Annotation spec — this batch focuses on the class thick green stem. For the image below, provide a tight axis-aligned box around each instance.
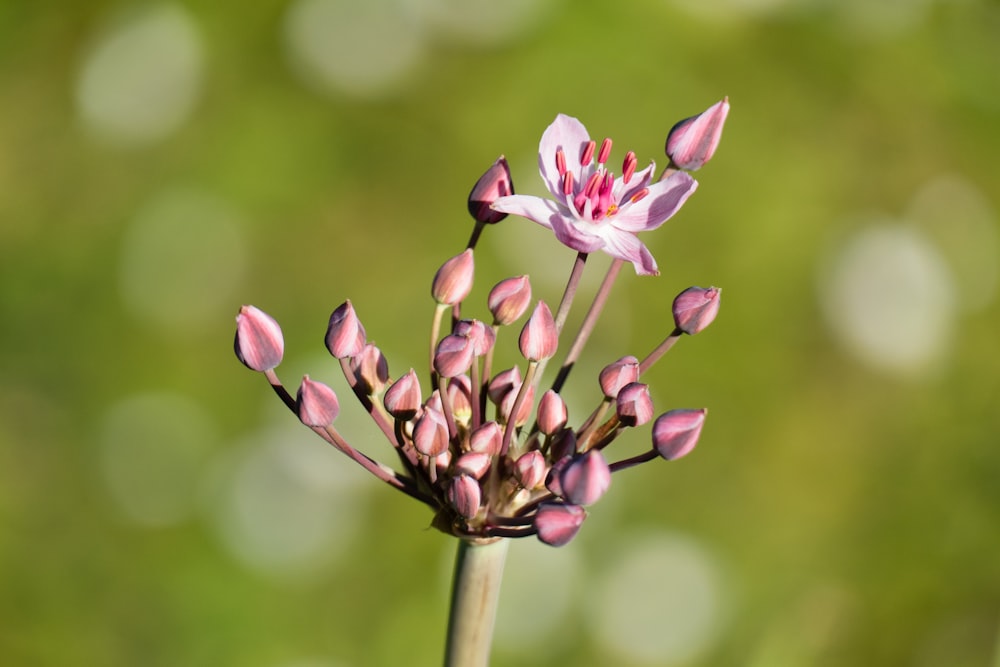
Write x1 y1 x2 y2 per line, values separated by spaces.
444 538 509 667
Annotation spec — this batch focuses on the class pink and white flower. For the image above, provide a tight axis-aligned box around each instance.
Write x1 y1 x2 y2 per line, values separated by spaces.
492 114 698 275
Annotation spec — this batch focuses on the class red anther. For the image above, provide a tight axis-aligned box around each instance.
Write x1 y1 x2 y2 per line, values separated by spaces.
563 171 574 196
629 188 649 204
580 140 596 166
622 151 637 184
583 172 601 199
555 149 567 176
597 138 612 165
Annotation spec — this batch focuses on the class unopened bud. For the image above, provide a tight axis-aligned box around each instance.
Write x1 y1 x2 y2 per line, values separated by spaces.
514 450 547 490
537 390 568 435
666 97 729 171
454 451 492 479
616 382 654 427
652 409 706 461
534 502 587 547
325 300 366 359
383 369 422 420
487 367 521 405
434 334 475 378
447 374 473 424
559 450 611 506
432 249 475 306
500 383 534 427
518 301 558 361
413 408 450 457
234 305 284 371
468 156 513 224
672 286 721 335
598 356 640 398
488 275 532 326
296 375 340 427
351 343 389 395
454 319 495 356
469 421 502 455
448 475 482 520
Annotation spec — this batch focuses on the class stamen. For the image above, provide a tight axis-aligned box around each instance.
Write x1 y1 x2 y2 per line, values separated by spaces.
555 149 567 176
583 172 601 199
597 138 612 165
580 141 596 166
563 171 574 196
622 151 637 184
629 188 649 204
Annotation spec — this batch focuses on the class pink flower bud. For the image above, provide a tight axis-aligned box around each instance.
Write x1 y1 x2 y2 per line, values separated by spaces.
487 367 521 405
672 286 721 335
325 300 366 359
383 369 422 420
616 382 654 427
431 249 475 306
598 356 640 398
448 474 482 520
534 503 587 547
454 451 492 479
234 305 284 371
652 408 706 461
434 333 475 378
468 156 513 224
536 390 568 435
296 375 340 427
447 374 473 424
454 319 495 356
350 343 389 395
500 383 534 427
546 455 570 497
413 407 450 457
487 275 532 326
514 450 547 490
518 301 558 361
665 97 729 171
559 450 611 506
469 421 502 455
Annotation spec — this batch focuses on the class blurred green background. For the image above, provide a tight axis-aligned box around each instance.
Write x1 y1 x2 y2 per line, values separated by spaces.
2 0 999 665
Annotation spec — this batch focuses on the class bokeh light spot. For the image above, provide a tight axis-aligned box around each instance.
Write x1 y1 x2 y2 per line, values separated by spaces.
99 392 217 527
118 189 247 335
417 0 556 46
75 4 203 146
587 532 724 665
819 222 956 376
284 0 425 99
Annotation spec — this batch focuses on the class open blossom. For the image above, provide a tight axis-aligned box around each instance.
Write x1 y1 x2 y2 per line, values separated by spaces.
492 114 698 275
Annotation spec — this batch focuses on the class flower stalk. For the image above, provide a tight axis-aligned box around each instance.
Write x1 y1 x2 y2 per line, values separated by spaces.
444 538 509 667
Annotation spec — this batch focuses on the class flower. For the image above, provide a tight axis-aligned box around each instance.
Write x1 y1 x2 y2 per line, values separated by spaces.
666 98 730 171
492 114 698 275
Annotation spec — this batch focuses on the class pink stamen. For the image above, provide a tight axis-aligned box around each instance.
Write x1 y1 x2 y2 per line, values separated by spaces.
555 149 567 176
563 171 574 196
583 172 601 199
622 151 637 184
629 188 649 204
581 141 596 166
595 172 614 218
597 138 612 165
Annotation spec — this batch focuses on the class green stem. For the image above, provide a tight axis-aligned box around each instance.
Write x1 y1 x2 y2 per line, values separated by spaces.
444 538 509 667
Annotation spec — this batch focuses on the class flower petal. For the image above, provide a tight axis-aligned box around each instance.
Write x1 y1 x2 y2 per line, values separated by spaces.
552 216 605 254
538 114 591 200
492 195 562 230
600 228 659 275
611 170 698 232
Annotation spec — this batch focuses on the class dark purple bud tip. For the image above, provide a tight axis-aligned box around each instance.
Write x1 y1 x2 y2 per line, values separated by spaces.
535 503 587 547
297 375 340 427
672 286 721 335
468 156 513 224
235 305 284 371
665 97 730 171
652 408 707 461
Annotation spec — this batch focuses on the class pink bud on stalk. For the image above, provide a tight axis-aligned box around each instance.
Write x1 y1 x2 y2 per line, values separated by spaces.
514 450 547 490
413 408 450 457
534 503 587 547
665 97 730 171
434 334 475 378
297 375 340 427
431 249 475 306
448 475 482 520
454 319 495 356
351 343 389 395
652 409 707 460
518 301 558 361
598 356 640 398
454 451 492 479
559 450 611 506
469 421 502 455
325 301 366 359
383 369 422 420
672 286 721 335
468 156 513 224
616 382 654 427
234 305 284 371
536 390 568 435
488 275 532 326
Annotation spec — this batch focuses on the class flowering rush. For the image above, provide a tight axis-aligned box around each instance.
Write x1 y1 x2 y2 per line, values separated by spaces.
233 100 728 551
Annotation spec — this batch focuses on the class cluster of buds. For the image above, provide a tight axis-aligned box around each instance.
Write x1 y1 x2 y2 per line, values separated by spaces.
234 100 728 546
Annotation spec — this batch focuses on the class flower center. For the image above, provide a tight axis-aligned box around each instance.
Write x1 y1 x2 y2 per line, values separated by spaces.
555 140 639 222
